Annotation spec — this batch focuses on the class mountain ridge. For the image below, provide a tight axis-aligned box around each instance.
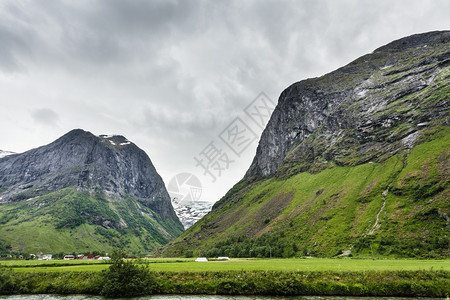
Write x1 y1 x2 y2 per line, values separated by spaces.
0 150 15 159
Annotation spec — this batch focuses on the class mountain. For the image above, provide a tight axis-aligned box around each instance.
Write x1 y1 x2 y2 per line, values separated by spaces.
161 31 450 258
0 129 184 255
0 150 15 159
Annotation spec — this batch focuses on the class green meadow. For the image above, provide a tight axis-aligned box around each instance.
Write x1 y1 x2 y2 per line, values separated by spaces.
4 257 449 272
1 258 449 297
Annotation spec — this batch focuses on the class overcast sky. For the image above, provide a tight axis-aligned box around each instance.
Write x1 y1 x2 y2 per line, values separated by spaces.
1 0 449 203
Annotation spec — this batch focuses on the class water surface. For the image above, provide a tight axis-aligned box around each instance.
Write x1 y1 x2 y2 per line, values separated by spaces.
0 296 442 300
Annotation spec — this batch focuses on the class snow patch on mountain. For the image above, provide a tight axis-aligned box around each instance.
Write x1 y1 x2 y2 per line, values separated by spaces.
172 199 213 229
98 134 132 147
0 150 15 158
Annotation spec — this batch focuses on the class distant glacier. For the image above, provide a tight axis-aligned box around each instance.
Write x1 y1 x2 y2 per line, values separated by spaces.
172 199 213 229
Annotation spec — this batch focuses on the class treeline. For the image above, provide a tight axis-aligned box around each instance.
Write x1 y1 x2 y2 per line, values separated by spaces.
0 251 108 260
201 234 303 258
0 240 11 257
1 263 449 297
354 235 449 258
199 233 449 259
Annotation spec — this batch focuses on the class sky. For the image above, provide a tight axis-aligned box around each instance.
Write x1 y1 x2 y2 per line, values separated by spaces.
1 0 449 204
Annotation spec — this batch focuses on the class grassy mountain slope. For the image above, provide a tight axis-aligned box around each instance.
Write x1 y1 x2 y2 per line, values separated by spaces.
164 125 448 258
161 32 449 258
0 188 181 255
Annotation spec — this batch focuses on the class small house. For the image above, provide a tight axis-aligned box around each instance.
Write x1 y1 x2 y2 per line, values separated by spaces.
64 255 75 260
39 254 52 260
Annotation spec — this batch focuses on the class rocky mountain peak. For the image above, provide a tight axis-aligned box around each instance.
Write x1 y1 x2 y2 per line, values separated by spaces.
374 30 450 52
0 129 177 220
0 150 15 159
245 30 450 180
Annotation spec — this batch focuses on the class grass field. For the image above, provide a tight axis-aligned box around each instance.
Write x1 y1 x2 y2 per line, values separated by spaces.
3 257 449 273
1 258 449 297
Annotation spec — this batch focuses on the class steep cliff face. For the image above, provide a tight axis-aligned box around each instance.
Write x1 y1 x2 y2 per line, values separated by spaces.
0 129 183 254
0 129 176 219
246 31 450 180
162 31 449 258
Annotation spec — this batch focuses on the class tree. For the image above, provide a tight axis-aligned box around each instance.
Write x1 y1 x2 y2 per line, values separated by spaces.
0 266 15 294
101 250 158 297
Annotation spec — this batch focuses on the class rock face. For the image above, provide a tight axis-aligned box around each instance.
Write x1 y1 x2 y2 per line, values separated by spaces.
0 150 15 159
0 129 175 219
0 129 183 253
162 31 449 258
246 30 450 180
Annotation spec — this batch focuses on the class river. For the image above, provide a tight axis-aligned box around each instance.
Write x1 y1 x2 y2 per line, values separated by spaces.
0 296 443 300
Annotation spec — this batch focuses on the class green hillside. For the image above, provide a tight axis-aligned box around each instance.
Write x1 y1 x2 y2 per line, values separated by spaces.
0 188 181 255
160 32 449 259
164 124 448 258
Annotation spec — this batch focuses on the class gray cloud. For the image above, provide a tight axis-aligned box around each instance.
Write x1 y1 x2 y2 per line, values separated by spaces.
1 0 449 201
0 3 36 72
31 108 60 127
